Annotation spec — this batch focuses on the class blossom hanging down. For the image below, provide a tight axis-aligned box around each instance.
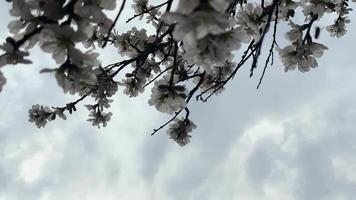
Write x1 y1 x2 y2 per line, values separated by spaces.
87 110 112 128
326 18 349 38
167 117 197 146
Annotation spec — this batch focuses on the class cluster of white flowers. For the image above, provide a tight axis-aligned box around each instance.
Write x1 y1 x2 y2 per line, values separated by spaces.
1 0 116 94
131 0 161 25
235 3 265 41
28 105 53 128
277 42 328 72
276 20 328 72
148 76 187 114
120 77 145 97
119 57 161 97
326 0 352 37
300 0 334 20
0 0 354 145
277 0 298 20
54 51 100 94
326 18 349 38
86 104 113 128
83 68 118 128
162 0 252 72
196 62 234 95
113 27 156 57
28 104 66 128
167 117 197 146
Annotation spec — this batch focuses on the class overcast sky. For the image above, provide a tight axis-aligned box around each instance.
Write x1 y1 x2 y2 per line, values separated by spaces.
1 2 356 200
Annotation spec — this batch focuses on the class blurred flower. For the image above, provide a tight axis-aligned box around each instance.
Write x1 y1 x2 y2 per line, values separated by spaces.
87 110 112 128
167 118 197 146
0 70 6 92
148 77 187 114
326 18 350 38
28 104 53 128
276 42 328 72
0 37 32 67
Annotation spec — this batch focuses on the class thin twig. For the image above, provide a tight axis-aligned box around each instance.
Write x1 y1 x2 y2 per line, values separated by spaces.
257 3 279 89
102 0 127 48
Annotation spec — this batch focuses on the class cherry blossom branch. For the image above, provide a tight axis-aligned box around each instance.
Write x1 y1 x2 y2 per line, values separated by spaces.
250 0 280 77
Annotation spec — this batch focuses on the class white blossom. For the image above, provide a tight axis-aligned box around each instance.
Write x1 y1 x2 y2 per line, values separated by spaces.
75 3 106 24
326 18 350 38
54 109 67 120
31 0 65 20
285 21 303 42
278 0 298 20
87 110 112 128
167 117 197 146
119 77 145 97
276 42 328 72
94 71 118 98
162 10 230 44
196 62 234 95
148 77 187 114
28 104 53 128
132 0 149 17
236 3 265 41
99 0 116 10
9 0 33 20
183 29 249 72
163 6 248 71
40 25 88 64
7 20 26 35
300 0 334 20
55 59 98 94
0 38 32 67
113 27 154 57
